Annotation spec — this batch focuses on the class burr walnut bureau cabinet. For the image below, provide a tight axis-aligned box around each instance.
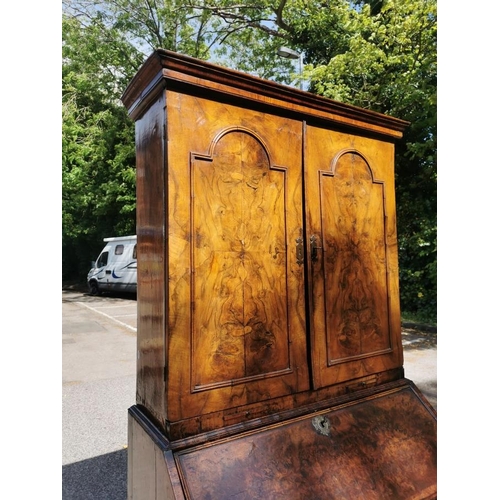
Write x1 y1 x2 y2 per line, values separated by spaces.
122 49 437 500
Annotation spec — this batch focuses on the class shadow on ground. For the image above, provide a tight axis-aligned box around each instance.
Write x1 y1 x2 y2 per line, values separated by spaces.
62 450 127 500
402 326 437 350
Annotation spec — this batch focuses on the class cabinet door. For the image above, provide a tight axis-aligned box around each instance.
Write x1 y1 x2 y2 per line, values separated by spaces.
166 92 309 422
305 125 403 389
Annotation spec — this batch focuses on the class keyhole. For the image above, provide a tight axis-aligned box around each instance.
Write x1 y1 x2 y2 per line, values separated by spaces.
311 415 331 436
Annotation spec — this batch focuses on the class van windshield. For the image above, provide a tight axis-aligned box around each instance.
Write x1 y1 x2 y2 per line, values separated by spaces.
97 252 109 268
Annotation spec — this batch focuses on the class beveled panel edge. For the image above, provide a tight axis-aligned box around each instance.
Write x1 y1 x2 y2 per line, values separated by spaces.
318 158 393 365
191 368 294 393
405 378 437 419
188 132 295 393
122 49 410 138
327 347 394 366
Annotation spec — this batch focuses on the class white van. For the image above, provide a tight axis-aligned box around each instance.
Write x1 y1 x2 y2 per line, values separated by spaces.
87 235 137 295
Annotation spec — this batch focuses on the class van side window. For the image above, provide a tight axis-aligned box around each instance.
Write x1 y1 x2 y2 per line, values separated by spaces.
115 245 124 255
133 245 137 259
97 252 109 268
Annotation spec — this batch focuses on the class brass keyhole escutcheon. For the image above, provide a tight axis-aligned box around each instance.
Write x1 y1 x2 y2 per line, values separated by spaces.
311 415 331 436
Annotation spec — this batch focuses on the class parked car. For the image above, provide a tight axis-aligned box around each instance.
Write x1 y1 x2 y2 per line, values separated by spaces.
87 235 137 295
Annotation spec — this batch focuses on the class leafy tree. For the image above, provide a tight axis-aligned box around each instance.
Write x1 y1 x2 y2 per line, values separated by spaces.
62 14 140 280
63 1 288 286
62 0 293 282
62 1 215 281
298 0 437 321
62 0 437 322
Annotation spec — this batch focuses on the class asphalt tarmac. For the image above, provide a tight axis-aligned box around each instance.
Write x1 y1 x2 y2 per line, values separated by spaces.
62 289 436 500
62 290 137 500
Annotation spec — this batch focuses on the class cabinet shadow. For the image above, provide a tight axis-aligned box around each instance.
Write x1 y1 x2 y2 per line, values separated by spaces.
62 449 127 500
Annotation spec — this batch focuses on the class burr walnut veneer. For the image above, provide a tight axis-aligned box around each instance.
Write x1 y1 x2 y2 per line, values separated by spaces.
122 49 436 499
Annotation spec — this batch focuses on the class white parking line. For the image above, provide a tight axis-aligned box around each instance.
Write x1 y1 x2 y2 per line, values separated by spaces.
77 301 137 332
94 304 137 310
402 338 424 346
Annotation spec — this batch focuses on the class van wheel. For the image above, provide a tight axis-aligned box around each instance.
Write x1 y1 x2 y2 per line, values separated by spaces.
89 281 99 296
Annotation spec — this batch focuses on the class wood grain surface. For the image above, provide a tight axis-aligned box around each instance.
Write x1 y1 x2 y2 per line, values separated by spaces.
305 126 403 390
165 92 309 424
124 51 435 500
192 131 290 388
126 50 408 439
134 95 167 426
175 384 436 500
321 151 390 361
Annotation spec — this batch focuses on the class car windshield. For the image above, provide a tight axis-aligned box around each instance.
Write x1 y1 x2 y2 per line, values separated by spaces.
96 251 109 268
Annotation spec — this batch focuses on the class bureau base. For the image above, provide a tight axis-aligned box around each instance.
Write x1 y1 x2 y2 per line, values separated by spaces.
127 379 436 500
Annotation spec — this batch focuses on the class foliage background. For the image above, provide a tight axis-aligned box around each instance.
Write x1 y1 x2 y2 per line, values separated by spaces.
62 0 436 322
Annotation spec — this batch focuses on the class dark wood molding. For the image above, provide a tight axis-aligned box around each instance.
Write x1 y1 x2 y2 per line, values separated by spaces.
122 49 409 138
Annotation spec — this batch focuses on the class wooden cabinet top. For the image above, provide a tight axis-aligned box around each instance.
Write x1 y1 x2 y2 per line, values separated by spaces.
122 49 409 139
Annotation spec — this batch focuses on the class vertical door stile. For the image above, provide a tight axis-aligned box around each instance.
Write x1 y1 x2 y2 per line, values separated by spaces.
301 119 312 391
302 120 323 390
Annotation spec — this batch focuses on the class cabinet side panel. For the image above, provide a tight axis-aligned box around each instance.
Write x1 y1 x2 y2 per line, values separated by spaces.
135 95 166 424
